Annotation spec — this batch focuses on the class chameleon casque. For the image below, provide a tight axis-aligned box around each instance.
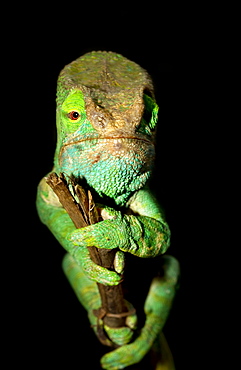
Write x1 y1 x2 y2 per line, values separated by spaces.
36 51 180 369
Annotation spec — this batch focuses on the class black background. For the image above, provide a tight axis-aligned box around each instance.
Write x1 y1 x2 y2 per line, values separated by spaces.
4 10 223 370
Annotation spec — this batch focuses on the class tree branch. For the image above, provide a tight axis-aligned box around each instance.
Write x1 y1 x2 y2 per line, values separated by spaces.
46 172 129 342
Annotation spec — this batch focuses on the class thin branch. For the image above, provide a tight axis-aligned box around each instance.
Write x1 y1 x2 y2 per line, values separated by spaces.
46 172 130 339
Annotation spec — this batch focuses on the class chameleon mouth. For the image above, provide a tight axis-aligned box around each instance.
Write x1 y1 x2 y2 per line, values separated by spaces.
61 135 153 150
59 135 155 161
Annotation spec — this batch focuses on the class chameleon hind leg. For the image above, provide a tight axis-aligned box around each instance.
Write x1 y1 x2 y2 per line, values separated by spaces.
101 255 179 370
62 253 137 348
62 253 179 369
62 253 101 332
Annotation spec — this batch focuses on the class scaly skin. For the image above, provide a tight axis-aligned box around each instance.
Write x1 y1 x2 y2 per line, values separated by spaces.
36 51 179 369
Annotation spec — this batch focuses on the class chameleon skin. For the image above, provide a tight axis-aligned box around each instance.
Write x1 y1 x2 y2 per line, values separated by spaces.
36 51 179 369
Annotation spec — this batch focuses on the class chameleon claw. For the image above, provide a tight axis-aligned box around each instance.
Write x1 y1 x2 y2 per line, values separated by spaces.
83 257 122 286
70 239 121 285
85 263 122 286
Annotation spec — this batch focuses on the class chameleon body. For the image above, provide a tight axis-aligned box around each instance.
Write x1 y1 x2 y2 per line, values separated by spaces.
36 51 179 369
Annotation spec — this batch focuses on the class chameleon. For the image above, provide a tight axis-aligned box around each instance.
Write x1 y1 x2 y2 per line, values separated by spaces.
36 51 180 369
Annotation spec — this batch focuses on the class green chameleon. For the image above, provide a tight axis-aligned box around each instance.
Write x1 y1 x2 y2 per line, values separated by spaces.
36 51 180 369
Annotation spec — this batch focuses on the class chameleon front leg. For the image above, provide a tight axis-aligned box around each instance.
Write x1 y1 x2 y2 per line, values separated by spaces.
100 255 180 370
36 180 122 287
38 181 170 287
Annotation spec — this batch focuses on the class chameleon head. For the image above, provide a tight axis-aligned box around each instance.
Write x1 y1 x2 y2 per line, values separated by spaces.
54 51 159 206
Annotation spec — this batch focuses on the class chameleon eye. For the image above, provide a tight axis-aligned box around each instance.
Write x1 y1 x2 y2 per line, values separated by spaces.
68 111 80 120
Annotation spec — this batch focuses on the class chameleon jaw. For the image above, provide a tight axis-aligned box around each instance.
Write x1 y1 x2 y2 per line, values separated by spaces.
59 134 154 155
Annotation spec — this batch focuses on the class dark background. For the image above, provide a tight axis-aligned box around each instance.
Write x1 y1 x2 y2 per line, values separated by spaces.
5 11 223 370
